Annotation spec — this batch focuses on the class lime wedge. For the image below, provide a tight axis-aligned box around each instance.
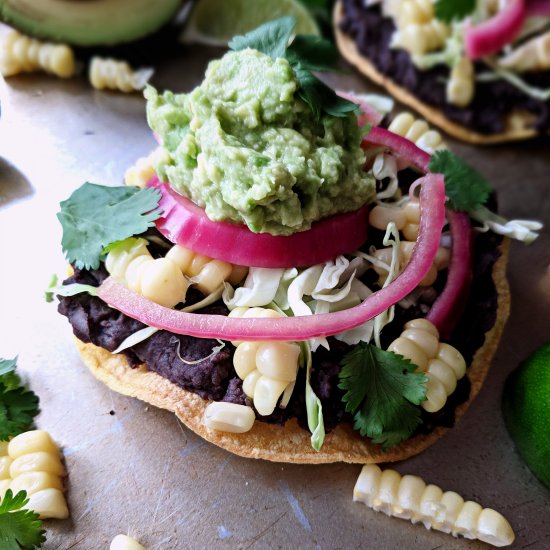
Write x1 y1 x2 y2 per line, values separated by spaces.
502 342 550 489
181 0 320 46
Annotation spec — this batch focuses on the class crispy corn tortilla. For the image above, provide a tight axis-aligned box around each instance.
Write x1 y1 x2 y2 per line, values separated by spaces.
333 2 540 145
75 240 510 464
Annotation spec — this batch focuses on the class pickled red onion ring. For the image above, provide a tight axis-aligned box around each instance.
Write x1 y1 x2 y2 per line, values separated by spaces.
149 178 370 268
427 210 473 338
98 174 446 341
361 127 431 173
336 90 384 126
464 0 526 59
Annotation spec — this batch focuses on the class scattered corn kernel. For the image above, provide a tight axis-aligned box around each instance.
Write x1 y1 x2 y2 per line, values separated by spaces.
203 402 255 433
354 465 515 547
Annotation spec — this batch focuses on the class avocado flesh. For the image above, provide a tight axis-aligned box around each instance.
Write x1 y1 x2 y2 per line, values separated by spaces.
0 0 184 46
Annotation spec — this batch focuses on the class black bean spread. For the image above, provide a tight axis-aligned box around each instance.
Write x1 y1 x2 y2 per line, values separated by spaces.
58 228 502 436
339 0 550 135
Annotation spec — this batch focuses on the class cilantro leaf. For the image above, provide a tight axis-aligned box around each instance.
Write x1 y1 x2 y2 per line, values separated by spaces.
57 183 162 270
434 0 477 23
44 274 58 303
0 490 46 550
429 150 492 212
286 35 339 72
0 358 20 392
338 343 427 450
229 16 295 59
293 66 359 119
0 357 39 441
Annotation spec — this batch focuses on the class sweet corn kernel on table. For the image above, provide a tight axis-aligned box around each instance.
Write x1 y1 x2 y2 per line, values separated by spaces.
1 41 550 549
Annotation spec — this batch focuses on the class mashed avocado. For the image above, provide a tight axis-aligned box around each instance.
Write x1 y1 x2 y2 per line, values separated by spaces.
146 49 374 236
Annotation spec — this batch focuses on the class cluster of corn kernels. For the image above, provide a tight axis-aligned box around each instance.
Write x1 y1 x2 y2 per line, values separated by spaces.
370 200 422 242
372 239 450 287
110 534 147 550
447 57 475 107
388 112 446 154
387 318 466 412
89 57 153 92
499 31 550 72
105 239 247 307
0 30 75 78
354 465 515 547
0 430 69 519
229 307 301 417
391 0 451 56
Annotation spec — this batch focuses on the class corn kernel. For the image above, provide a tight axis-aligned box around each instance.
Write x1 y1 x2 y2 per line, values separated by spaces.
10 451 66 478
110 534 147 550
10 471 63 496
25 488 69 519
253 376 288 416
255 342 300 382
203 402 255 433
8 430 59 459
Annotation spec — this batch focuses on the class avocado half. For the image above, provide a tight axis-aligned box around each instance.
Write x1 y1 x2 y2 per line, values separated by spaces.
0 0 185 46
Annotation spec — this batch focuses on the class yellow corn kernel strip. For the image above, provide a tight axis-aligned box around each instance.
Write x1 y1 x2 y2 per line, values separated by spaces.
388 112 447 154
354 465 515 547
6 429 69 520
89 57 153 92
387 319 466 412
0 29 75 78
230 309 300 416
447 57 475 107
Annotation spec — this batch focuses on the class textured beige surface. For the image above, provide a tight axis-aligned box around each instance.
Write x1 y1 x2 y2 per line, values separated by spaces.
1 35 550 550
334 1 542 144
76 240 510 465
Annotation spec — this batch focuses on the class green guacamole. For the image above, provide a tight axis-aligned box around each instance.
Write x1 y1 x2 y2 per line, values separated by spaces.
145 49 374 236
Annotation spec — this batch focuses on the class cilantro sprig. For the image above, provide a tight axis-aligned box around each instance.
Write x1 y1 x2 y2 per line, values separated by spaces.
0 490 46 550
57 183 162 270
229 17 359 119
338 343 428 449
429 150 541 243
429 150 492 212
434 0 477 23
0 357 40 441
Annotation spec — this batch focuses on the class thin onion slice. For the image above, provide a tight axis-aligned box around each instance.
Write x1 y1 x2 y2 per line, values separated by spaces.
362 127 431 173
149 177 369 268
336 90 384 126
427 210 473 338
98 174 446 342
464 0 527 59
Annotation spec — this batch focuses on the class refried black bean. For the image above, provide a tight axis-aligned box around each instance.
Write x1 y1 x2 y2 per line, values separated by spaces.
339 0 550 135
58 225 501 435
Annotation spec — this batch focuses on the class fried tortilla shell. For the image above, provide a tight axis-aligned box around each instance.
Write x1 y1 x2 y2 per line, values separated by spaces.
74 240 510 464
333 2 540 145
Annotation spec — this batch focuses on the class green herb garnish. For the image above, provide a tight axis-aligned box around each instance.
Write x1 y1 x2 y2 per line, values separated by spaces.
434 0 477 23
57 183 162 270
0 490 46 550
229 16 358 119
0 357 39 441
338 343 427 449
429 150 492 212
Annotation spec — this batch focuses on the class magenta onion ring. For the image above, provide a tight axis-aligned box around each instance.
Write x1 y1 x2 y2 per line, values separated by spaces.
336 90 384 126
98 174 446 341
427 210 473 338
362 126 431 173
464 0 526 59
149 178 370 268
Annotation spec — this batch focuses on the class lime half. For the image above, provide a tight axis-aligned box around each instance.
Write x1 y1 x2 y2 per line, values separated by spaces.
181 0 320 46
502 343 550 489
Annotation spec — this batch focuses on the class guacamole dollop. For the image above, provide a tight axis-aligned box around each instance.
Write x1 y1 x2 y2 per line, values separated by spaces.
146 49 375 236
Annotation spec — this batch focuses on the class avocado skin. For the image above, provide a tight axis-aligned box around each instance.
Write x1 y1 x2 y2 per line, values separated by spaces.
0 0 185 47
